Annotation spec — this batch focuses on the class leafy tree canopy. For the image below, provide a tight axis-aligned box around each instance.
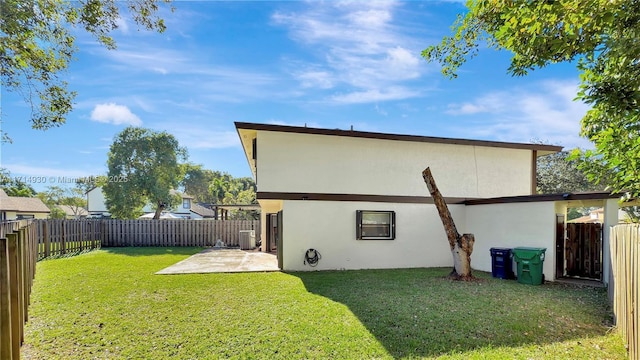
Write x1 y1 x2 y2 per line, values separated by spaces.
180 163 256 205
37 185 86 219
180 164 257 220
423 0 640 199
0 168 36 197
537 150 606 194
0 0 172 136
104 127 187 219
180 164 218 203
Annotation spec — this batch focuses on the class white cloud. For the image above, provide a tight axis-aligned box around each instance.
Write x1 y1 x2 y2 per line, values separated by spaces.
375 104 388 116
445 93 507 115
273 1 427 102
115 17 129 34
296 70 335 89
90 103 142 126
445 80 592 149
331 87 420 104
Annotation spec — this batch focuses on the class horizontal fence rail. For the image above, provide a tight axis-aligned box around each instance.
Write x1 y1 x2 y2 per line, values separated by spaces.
609 224 639 360
0 220 38 360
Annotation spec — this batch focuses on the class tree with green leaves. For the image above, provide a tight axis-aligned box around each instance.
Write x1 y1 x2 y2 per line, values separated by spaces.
181 164 218 203
104 127 187 219
423 0 640 200
621 206 640 223
0 0 172 140
0 168 36 197
537 151 606 194
37 185 86 219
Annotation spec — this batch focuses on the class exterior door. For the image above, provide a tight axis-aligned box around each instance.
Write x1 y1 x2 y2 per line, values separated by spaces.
266 213 278 253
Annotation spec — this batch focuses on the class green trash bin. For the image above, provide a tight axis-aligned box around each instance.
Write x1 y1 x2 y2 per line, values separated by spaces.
512 247 546 285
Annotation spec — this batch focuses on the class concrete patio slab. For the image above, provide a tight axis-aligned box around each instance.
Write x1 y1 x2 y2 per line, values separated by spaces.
156 248 279 274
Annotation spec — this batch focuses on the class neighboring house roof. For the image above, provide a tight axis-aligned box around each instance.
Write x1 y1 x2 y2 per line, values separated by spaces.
190 203 216 217
215 204 261 211
57 205 89 217
138 212 182 219
567 207 633 224
0 189 51 213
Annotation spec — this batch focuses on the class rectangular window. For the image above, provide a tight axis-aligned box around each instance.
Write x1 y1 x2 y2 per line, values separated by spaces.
17 214 35 220
356 210 395 240
183 199 191 209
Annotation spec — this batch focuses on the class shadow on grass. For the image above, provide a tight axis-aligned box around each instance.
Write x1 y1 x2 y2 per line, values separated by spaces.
38 247 100 261
293 267 615 358
101 246 205 257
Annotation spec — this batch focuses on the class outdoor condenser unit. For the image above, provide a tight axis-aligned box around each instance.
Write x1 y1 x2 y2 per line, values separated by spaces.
239 230 256 250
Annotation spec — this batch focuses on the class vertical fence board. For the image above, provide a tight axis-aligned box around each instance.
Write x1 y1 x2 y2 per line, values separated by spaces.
610 224 639 360
0 221 39 360
7 233 21 358
0 237 13 360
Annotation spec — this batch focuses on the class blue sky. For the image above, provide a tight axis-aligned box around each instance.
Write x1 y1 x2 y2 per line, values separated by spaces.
1 1 590 192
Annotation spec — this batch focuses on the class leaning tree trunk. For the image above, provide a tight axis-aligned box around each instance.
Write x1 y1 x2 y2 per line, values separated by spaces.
422 167 475 280
153 201 166 220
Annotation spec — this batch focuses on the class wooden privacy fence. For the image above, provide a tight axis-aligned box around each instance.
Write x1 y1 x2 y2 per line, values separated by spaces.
0 220 38 360
100 219 259 247
35 220 101 260
609 224 639 360
566 223 602 279
32 219 259 253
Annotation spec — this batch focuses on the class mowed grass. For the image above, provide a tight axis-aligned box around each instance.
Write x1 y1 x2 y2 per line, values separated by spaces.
23 247 627 359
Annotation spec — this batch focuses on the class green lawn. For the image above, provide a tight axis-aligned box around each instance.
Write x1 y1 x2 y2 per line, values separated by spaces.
23 247 627 359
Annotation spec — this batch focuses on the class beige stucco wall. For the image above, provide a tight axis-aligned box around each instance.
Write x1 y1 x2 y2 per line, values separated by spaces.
3 211 48 220
280 200 463 271
464 201 557 281
256 131 533 198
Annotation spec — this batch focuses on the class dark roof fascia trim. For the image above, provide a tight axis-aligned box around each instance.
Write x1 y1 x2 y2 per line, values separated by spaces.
235 127 256 175
257 192 469 204
465 192 619 206
235 122 563 153
257 191 619 206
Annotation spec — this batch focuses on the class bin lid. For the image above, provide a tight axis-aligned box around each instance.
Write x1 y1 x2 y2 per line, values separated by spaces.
490 247 511 254
512 247 546 261
513 247 546 253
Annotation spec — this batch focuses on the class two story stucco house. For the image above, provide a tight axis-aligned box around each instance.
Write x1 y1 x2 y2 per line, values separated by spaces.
235 122 622 284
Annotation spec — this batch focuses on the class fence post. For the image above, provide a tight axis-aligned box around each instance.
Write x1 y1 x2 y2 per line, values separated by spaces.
6 233 20 358
0 236 13 360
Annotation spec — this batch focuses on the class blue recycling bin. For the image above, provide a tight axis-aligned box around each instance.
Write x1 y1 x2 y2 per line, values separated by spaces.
490 247 514 279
